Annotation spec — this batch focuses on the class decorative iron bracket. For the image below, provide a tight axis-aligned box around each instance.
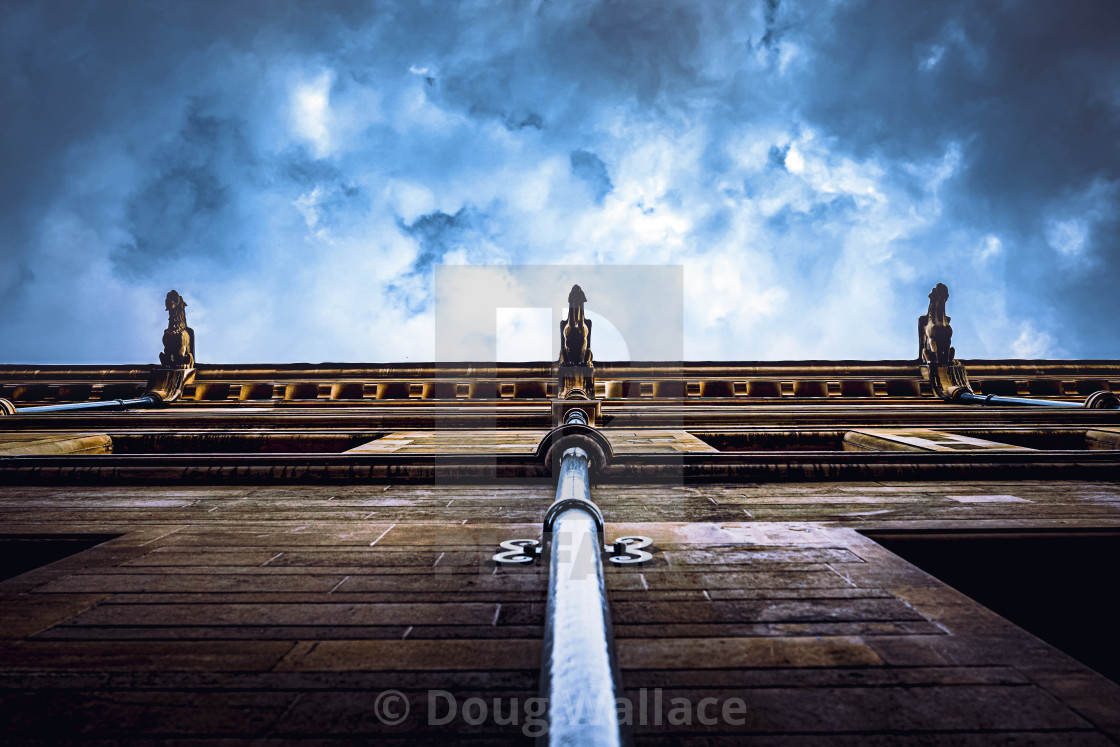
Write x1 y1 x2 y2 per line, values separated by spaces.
492 539 542 565
607 536 654 564
493 535 654 565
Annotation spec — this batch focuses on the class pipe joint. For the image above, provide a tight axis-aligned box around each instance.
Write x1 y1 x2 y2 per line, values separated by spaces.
1085 390 1120 410
543 497 605 536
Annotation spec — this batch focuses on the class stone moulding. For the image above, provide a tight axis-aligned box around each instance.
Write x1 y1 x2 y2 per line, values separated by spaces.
144 367 196 403
922 361 974 401
2 450 1120 484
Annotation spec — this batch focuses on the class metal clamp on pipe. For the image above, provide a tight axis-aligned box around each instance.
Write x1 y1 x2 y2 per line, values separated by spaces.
544 446 603 534
564 408 589 426
1085 391 1120 410
535 423 614 475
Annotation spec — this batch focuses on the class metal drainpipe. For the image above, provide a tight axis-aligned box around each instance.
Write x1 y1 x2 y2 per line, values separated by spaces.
539 408 627 747
954 391 1115 408
10 395 161 415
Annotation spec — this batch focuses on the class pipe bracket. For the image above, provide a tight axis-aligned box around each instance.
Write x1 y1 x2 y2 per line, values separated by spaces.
492 539 542 565
494 532 655 566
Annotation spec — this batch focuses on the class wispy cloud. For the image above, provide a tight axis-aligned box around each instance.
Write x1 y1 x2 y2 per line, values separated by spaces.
1 0 1118 363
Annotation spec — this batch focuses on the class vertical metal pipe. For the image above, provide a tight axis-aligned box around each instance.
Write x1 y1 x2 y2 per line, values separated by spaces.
540 446 625 747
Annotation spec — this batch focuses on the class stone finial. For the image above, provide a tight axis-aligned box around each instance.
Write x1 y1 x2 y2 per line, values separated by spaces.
919 282 973 400
556 284 596 416
559 284 593 367
159 290 195 369
919 282 954 365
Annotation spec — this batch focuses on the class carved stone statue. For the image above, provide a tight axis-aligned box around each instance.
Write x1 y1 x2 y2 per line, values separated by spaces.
919 283 954 365
559 284 593 367
159 290 196 368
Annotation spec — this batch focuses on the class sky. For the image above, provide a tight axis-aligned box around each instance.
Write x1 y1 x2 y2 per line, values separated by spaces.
1 0 1119 363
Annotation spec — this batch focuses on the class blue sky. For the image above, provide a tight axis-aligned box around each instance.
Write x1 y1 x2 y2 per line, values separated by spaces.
1 0 1119 363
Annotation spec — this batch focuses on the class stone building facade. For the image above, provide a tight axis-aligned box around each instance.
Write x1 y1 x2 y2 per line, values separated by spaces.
0 284 1118 743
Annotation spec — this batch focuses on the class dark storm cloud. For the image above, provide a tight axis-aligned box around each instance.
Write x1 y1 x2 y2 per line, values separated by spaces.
570 150 614 204
114 101 253 274
0 0 389 360
767 144 790 171
1 0 1118 362
404 209 476 275
793 0 1120 353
